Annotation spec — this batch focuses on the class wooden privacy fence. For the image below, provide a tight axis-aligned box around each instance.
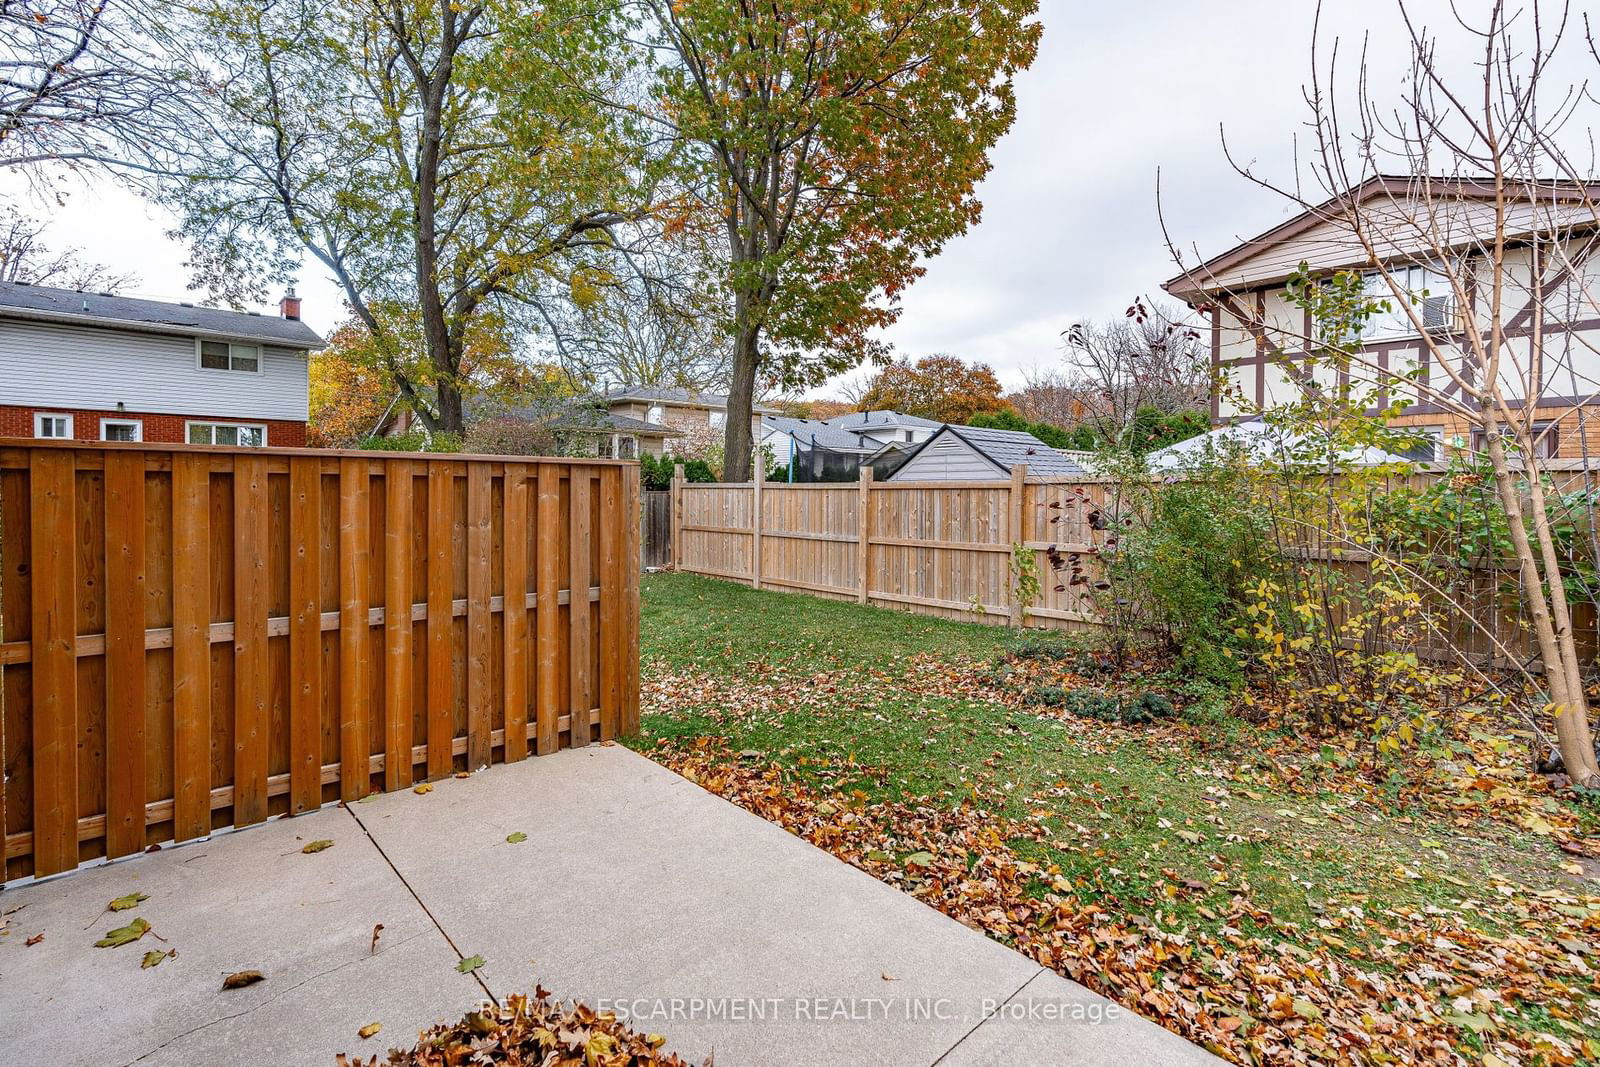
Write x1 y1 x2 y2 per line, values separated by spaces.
669 465 1585 665
0 441 640 882
672 465 1101 629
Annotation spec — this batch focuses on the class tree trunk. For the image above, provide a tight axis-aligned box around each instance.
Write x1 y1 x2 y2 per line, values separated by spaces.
724 321 759 482
1482 432 1600 785
435 379 464 437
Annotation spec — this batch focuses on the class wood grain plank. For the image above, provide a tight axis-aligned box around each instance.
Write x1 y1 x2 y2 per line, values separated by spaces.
598 466 622 741
535 464 560 754
466 463 493 768
501 465 530 761
29 450 78 875
383 461 414 790
338 458 371 801
621 464 641 736
426 462 454 778
287 457 321 814
171 453 211 844
103 452 147 859
567 469 592 748
232 454 270 827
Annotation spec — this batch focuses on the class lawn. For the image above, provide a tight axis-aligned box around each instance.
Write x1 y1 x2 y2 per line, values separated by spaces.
633 572 1600 1066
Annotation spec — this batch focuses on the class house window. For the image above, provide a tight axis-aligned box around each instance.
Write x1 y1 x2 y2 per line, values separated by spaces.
1394 426 1443 462
618 435 638 459
1361 264 1454 339
188 421 267 447
708 411 727 430
1472 422 1559 460
646 404 665 425
197 339 261 373
904 430 915 442
34 412 73 439
101 418 142 442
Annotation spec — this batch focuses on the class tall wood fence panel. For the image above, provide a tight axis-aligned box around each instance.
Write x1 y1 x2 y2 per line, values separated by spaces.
670 467 1586 665
0 441 640 882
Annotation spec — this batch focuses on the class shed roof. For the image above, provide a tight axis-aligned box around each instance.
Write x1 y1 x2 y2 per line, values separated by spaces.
0 280 326 348
894 424 1091 478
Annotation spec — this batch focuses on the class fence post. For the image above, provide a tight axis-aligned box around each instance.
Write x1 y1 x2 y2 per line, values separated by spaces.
858 466 873 604
1009 464 1027 628
672 462 685 571
751 465 763 589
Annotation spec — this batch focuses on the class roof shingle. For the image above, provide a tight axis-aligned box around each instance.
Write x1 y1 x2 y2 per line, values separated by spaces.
0 280 326 348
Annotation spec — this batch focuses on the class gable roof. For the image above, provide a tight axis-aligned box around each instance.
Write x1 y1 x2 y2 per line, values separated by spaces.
1163 174 1600 302
467 395 684 436
762 415 878 453
0 280 326 349
825 409 942 431
605 384 779 415
898 424 1090 477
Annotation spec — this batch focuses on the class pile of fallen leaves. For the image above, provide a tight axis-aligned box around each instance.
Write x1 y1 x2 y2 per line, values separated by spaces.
654 735 1600 1066
336 989 693 1066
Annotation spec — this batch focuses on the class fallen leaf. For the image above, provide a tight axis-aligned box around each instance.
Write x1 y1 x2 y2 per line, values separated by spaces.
141 949 175 969
358 1022 382 1039
903 851 935 868
505 831 528 844
222 970 265 990
301 839 334 854
94 918 150 948
413 783 433 795
456 954 485 974
109 892 148 912
370 923 384 954
25 933 43 946
453 771 471 779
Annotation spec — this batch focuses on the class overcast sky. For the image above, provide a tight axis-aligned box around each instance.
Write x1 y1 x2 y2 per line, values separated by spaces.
7 0 1509 397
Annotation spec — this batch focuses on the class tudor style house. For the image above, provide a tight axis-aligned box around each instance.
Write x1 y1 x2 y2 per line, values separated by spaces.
0 281 324 447
1163 176 1600 461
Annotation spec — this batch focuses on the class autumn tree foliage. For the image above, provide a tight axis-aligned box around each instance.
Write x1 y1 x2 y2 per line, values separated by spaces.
307 323 396 448
161 0 642 435
856 354 1013 424
642 0 1041 480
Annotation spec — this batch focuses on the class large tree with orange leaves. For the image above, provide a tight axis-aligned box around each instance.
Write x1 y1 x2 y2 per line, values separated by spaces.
857 354 1012 424
643 0 1040 480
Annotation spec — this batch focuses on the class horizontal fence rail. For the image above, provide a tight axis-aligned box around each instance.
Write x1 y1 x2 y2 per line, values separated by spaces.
669 465 1582 667
0 441 640 881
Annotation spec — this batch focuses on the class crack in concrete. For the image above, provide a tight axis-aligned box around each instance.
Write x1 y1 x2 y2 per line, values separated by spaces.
122 929 432 1066
344 803 498 1005
927 966 1045 1067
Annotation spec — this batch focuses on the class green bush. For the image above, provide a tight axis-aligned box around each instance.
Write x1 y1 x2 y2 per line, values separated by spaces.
1030 684 1070 707
1122 692 1176 724
356 430 462 453
1062 689 1121 722
1100 459 1279 688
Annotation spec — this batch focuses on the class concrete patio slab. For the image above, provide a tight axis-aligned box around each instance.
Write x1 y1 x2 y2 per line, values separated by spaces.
0 804 478 1067
351 745 1218 1067
0 745 1219 1066
936 968 1202 1066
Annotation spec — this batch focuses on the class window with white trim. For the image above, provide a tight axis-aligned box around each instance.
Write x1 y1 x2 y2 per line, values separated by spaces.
646 404 665 424
188 421 267 447
34 413 72 439
198 339 261 373
101 418 142 442
1360 265 1455 339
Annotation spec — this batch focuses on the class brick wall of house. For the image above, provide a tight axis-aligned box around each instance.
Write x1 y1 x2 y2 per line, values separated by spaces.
0 405 308 447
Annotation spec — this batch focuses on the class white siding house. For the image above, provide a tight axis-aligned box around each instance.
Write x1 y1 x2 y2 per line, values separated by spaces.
0 281 324 446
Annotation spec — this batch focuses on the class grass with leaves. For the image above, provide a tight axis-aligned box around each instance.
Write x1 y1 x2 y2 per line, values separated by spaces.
634 573 1600 1066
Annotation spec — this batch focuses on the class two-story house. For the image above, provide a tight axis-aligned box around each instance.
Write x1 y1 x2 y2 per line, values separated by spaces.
1163 176 1600 461
602 385 776 458
0 281 324 446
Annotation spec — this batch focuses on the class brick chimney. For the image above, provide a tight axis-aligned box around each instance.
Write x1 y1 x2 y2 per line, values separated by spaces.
279 287 302 321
